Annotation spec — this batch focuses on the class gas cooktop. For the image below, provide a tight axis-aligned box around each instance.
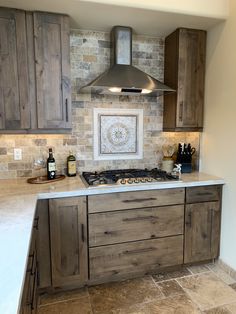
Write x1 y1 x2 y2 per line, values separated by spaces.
81 168 180 187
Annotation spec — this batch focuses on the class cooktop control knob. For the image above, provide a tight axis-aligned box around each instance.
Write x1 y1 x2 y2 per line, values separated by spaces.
120 179 126 184
127 179 133 184
147 177 152 182
134 178 139 183
141 178 146 183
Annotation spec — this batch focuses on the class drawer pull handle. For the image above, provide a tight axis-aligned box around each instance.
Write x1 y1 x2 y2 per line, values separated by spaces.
33 216 39 230
186 212 192 228
27 251 35 275
122 197 157 203
81 224 85 242
124 247 155 255
122 216 158 222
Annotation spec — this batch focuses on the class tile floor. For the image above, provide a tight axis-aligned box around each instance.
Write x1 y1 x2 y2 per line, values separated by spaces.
38 264 236 314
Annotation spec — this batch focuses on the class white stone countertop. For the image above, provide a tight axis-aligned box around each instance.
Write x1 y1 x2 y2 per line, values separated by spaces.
0 172 225 314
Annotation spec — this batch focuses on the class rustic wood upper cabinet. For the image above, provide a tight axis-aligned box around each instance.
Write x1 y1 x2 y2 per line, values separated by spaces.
0 8 30 130
33 12 71 129
49 197 88 288
163 28 206 131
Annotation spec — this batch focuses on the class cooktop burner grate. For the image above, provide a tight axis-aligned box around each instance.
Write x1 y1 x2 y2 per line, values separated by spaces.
82 168 180 186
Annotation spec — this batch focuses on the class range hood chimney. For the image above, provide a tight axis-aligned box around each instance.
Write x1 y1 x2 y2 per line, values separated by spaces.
80 26 174 96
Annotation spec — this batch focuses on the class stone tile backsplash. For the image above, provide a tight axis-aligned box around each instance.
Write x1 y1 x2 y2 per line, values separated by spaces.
0 29 200 179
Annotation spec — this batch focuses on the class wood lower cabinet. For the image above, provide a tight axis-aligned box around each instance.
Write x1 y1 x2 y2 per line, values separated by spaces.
164 28 206 131
0 8 30 130
184 186 222 264
49 197 88 288
20 216 38 314
88 188 185 282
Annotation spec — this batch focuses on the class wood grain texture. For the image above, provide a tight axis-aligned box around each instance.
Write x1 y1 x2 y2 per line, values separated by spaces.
37 200 51 289
184 201 221 263
88 188 185 213
89 205 184 247
0 8 30 130
186 185 221 203
34 12 71 129
164 28 206 131
49 197 88 288
89 236 184 280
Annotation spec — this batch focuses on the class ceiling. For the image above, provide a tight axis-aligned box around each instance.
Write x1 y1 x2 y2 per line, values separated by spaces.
0 0 227 36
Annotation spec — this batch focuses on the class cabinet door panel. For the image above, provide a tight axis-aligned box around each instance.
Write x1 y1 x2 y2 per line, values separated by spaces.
0 9 30 130
177 29 206 128
184 202 221 263
49 197 88 287
34 13 71 129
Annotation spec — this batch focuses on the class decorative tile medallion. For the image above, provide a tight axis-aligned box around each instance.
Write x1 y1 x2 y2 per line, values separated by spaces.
93 108 143 160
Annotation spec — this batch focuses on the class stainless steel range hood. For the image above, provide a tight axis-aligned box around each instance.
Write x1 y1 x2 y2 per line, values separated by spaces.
80 26 174 96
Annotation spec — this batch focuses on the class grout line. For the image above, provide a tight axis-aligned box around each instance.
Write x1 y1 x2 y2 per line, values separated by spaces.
38 293 89 308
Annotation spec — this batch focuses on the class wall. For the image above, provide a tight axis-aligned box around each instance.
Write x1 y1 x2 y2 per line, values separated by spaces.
201 0 236 269
81 0 229 19
0 29 199 179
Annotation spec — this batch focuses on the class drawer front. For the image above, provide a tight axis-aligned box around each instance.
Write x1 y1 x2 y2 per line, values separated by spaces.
89 236 183 280
186 185 222 203
88 188 185 213
89 205 184 247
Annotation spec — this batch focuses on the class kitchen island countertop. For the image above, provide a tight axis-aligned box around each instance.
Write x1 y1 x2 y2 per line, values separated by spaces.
0 172 224 314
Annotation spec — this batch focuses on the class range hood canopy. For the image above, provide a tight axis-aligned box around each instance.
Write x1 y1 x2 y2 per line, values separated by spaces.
80 26 174 96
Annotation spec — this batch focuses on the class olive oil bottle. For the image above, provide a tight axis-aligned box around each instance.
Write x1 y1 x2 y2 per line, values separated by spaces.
67 151 77 177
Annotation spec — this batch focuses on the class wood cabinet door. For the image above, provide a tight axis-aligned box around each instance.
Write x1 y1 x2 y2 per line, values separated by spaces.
49 197 88 287
176 28 206 129
0 8 30 130
34 12 71 129
184 201 221 264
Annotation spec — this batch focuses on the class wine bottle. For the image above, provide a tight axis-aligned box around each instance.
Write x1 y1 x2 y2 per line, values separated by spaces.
47 148 56 180
67 151 77 177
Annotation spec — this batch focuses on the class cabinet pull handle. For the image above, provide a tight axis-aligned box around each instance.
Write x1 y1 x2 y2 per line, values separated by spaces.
81 224 85 242
122 197 156 203
33 216 39 230
65 98 68 122
210 208 214 253
122 216 158 222
124 247 155 255
186 212 192 228
27 251 35 275
179 101 183 122
30 270 37 310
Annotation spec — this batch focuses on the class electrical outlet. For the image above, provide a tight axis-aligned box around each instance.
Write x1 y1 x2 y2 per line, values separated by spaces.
14 148 22 161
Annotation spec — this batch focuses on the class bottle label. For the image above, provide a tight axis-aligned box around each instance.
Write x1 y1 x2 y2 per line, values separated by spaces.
48 163 56 172
68 161 76 174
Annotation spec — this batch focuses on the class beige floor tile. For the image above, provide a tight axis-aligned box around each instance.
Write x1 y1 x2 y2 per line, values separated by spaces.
225 302 236 314
177 273 236 311
207 264 236 285
39 287 89 306
112 294 201 314
89 276 163 314
203 306 231 314
38 297 93 314
158 279 185 297
152 267 192 282
188 265 210 275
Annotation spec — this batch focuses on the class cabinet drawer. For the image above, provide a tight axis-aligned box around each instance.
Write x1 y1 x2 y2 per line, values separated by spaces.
88 188 185 213
186 185 222 203
89 235 183 280
89 205 184 247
